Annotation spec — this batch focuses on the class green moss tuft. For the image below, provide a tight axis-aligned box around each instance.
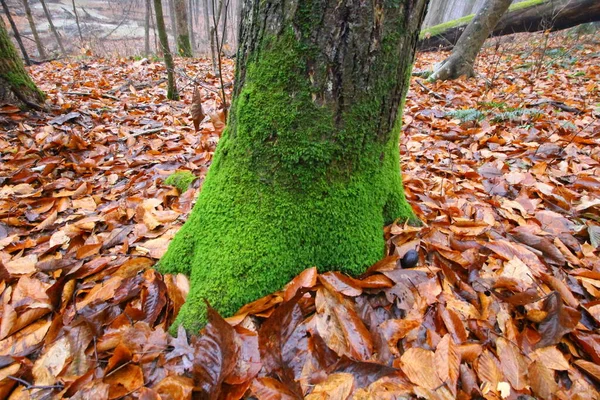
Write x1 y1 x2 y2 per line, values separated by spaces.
159 23 417 334
164 170 197 193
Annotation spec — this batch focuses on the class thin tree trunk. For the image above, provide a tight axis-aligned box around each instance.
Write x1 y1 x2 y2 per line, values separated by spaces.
39 0 65 55
145 0 151 55
167 0 178 46
187 0 195 54
21 0 46 59
0 19 44 108
174 0 192 56
0 0 30 65
202 0 210 53
154 0 178 99
159 0 428 332
72 0 83 42
429 0 513 81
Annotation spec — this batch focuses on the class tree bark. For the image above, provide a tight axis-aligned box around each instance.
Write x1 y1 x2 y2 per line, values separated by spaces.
39 0 66 55
0 19 44 108
159 0 428 332
0 0 30 65
154 0 179 99
420 0 600 51
202 0 210 53
187 0 195 54
429 0 512 81
71 0 83 42
174 0 192 56
167 0 178 45
145 0 151 55
21 0 46 59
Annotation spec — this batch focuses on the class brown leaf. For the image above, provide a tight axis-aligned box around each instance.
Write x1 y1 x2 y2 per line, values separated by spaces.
226 326 261 385
282 267 317 301
439 305 468 344
319 272 363 297
496 337 528 390
529 361 558 399
104 364 144 399
305 373 354 400
251 377 300 400
434 334 460 395
191 86 205 132
400 347 442 390
575 360 600 383
153 376 194 400
0 319 51 357
315 287 373 361
193 304 237 398
536 291 581 348
378 318 420 356
475 350 503 394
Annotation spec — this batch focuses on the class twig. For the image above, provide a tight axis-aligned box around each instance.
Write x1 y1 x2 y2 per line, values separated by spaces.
120 127 163 140
65 91 120 101
416 79 443 100
529 100 582 114
8 376 63 391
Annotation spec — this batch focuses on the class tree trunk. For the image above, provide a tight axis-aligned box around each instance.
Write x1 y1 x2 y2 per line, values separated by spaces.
429 0 512 81
202 0 210 53
71 0 83 42
154 0 178 99
173 0 192 56
21 0 46 59
420 0 600 51
187 0 195 54
167 0 178 45
0 0 30 65
145 0 151 55
0 19 44 108
39 0 66 55
159 0 428 332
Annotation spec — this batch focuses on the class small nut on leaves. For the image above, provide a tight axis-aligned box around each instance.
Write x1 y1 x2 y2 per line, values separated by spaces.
400 249 419 269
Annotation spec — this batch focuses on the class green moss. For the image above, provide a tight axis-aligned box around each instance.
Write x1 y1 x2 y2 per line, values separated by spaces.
177 34 192 57
420 0 546 39
159 21 416 334
2 71 45 100
164 170 196 193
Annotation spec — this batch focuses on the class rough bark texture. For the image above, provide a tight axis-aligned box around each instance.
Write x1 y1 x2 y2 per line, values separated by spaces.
0 0 30 65
429 0 512 81
154 0 179 99
174 0 192 56
40 0 65 55
0 19 44 108
159 0 428 333
420 0 600 51
21 0 46 59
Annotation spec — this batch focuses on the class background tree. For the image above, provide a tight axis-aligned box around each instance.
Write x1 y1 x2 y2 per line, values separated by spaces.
174 0 192 56
39 0 66 55
0 19 44 108
145 0 152 55
153 0 178 99
71 0 83 42
0 0 30 65
21 0 46 59
158 0 429 332
429 0 512 81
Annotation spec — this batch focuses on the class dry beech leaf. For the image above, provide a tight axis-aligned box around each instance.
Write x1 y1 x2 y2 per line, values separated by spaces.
496 337 528 391
434 334 460 395
305 372 354 400
529 361 558 399
400 347 442 390
536 291 581 348
191 86 205 132
251 377 299 400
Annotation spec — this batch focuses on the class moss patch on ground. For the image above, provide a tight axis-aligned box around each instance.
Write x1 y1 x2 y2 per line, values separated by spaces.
164 170 196 193
420 0 546 39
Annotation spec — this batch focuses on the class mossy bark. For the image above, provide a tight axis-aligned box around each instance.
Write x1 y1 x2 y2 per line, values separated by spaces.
159 0 428 333
0 19 44 108
174 0 192 56
153 0 179 100
0 0 30 65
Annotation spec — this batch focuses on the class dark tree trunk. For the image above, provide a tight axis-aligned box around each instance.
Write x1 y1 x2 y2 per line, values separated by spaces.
174 0 192 56
429 0 512 81
21 0 46 59
159 0 428 332
420 0 600 52
154 0 179 99
71 0 83 42
0 19 44 108
39 0 66 55
0 0 30 65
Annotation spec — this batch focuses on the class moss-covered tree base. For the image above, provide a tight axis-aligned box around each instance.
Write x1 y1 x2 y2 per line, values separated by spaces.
158 0 427 334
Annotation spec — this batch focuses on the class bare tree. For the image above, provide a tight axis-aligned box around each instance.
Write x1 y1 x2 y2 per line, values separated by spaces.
167 0 178 44
21 0 46 59
154 0 178 99
39 0 66 55
187 0 195 53
174 0 192 56
145 0 151 55
72 0 83 42
0 0 30 65
429 0 512 81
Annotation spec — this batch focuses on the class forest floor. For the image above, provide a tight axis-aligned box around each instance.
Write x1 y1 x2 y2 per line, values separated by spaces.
0 30 599 399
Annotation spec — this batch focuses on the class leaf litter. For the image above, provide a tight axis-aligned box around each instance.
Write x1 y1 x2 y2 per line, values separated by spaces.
0 31 599 399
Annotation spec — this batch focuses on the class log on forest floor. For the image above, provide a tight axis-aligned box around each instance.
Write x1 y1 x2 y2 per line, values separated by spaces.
419 0 600 51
